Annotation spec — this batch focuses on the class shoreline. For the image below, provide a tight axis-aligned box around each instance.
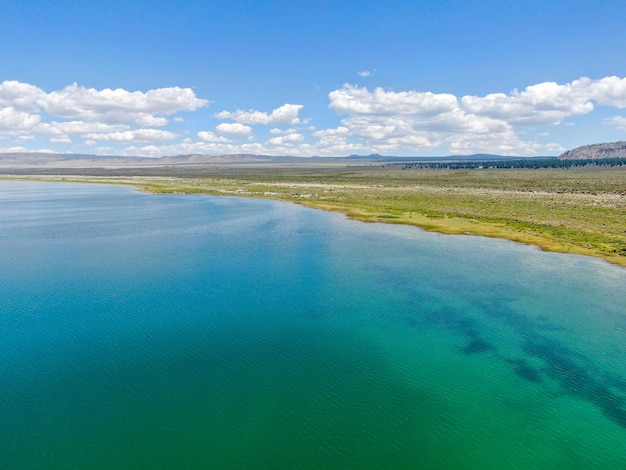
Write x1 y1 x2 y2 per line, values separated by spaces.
2 172 625 268
288 200 622 265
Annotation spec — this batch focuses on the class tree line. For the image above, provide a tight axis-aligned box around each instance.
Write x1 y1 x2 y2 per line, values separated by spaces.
398 157 626 170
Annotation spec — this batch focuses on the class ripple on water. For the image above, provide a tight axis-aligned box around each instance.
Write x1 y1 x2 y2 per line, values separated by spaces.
1 181 626 469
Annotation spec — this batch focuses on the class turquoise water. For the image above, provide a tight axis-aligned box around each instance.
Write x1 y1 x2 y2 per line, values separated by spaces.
1 180 625 469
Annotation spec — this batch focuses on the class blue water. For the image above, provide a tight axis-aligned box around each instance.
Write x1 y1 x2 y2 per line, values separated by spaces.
1 180 625 468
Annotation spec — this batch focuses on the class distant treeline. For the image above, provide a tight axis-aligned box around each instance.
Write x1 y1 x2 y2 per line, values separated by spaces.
398 157 626 170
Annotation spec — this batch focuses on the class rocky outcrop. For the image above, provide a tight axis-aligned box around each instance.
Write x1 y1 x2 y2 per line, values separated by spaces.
559 141 626 160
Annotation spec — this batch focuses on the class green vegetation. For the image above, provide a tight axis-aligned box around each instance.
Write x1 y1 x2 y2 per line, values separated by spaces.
3 165 625 266
400 157 626 169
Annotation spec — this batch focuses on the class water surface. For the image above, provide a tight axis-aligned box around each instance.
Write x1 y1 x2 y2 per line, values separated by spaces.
1 181 625 469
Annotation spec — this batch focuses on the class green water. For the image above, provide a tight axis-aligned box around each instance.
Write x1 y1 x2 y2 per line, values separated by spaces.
1 181 625 468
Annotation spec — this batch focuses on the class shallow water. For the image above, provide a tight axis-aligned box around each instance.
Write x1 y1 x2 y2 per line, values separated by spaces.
1 181 625 469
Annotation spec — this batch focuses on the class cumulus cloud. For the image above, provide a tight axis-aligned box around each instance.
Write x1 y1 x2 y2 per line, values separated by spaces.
270 127 298 134
313 126 350 139
460 76 626 125
330 78 626 142
329 84 458 116
216 122 253 136
33 120 130 145
197 131 230 142
119 141 270 158
135 115 169 127
215 103 304 125
0 80 210 149
325 85 525 154
0 80 208 130
330 116 443 153
323 79 626 154
42 83 208 124
312 126 369 156
446 127 564 155
267 133 305 146
84 129 178 142
0 80 47 112
3 76 626 157
0 107 41 130
37 121 129 136
0 145 55 153
357 70 374 77
461 81 593 125
587 76 626 107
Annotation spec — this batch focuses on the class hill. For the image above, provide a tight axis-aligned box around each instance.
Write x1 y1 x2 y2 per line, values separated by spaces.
559 141 626 160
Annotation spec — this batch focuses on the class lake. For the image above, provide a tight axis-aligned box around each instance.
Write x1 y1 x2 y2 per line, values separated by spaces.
1 180 625 469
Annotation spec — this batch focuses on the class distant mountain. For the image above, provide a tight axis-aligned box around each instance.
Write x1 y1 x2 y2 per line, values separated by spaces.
0 151 560 172
0 152 317 168
0 152 272 168
559 141 626 160
0 152 151 168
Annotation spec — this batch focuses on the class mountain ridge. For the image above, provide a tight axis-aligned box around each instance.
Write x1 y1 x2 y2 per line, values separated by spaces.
559 141 626 160
0 152 554 168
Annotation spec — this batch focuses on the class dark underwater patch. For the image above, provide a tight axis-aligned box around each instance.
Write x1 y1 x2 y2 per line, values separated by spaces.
423 308 483 339
462 338 493 354
402 277 626 430
524 339 626 429
507 358 542 383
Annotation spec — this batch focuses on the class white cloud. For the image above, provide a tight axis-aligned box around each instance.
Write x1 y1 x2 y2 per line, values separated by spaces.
135 115 169 127
357 70 374 77
605 115 626 131
215 103 304 125
2 76 626 157
270 127 298 134
37 121 129 136
197 131 230 142
42 83 208 123
27 121 129 146
312 126 369 156
50 137 73 144
267 133 305 145
461 81 593 125
216 122 253 136
0 80 210 149
446 128 563 155
313 126 350 138
328 78 626 155
336 116 443 153
326 87 520 153
120 141 270 158
588 76 626 107
0 80 46 112
460 76 626 125
0 107 41 130
324 82 589 154
0 145 55 153
84 129 178 142
329 84 458 116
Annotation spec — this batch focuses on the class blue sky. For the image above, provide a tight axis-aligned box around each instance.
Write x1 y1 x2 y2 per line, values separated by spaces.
2 0 626 157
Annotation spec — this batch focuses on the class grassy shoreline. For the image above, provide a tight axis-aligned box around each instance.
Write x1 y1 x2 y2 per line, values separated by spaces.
2 166 625 267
